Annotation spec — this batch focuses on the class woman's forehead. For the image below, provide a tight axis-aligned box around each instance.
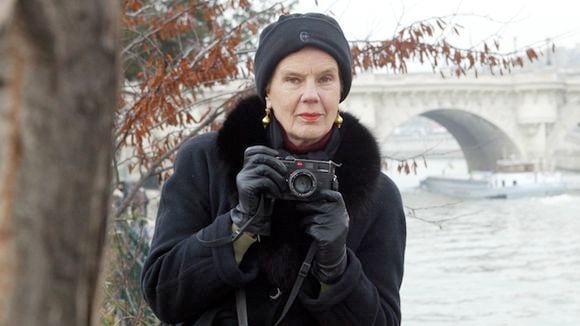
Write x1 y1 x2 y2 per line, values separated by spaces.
274 48 339 73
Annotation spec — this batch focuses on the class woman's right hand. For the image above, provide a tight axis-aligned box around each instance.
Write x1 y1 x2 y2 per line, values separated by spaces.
231 145 288 235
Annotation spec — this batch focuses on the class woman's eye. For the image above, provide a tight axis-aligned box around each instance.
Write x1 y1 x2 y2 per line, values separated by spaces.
319 75 334 84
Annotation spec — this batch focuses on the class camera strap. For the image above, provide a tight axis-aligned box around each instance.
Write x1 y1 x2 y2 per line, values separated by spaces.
195 213 258 247
235 288 249 326
273 241 317 326
235 242 317 326
196 193 318 324
196 195 270 247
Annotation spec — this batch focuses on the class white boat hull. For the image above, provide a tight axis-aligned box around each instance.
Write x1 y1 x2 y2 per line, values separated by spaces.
420 176 566 199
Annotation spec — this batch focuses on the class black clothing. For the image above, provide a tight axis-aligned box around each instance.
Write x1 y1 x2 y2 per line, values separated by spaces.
141 95 406 325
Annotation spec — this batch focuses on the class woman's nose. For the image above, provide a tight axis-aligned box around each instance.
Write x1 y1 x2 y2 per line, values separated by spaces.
301 80 320 103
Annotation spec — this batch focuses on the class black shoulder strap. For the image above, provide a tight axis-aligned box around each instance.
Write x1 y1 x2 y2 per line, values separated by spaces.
236 288 249 326
234 242 317 326
274 242 317 326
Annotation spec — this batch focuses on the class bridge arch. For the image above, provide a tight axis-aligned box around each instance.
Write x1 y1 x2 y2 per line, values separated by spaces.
375 108 522 171
419 109 520 171
343 71 580 171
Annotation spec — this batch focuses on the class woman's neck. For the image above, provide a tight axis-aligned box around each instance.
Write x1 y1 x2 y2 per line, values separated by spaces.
282 130 333 154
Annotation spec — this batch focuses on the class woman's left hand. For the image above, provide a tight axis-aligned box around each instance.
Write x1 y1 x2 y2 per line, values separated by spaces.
297 189 349 284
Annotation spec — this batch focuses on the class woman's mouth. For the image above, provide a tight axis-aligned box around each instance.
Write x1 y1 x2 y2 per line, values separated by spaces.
298 113 322 122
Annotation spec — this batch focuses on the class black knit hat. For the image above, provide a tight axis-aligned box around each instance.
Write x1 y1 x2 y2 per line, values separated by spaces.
254 13 352 103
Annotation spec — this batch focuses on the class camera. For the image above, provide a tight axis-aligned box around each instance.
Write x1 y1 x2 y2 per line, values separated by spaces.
277 157 340 201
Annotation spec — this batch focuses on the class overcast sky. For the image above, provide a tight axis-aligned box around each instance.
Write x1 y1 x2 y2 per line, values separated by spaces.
296 0 580 51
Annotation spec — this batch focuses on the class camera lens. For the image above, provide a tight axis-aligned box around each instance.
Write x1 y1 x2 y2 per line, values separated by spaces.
293 174 313 193
288 169 317 198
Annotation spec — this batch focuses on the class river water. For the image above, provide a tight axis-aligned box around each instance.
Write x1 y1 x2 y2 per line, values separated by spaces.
387 159 580 325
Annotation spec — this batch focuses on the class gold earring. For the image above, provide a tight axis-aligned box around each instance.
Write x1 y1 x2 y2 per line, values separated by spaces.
335 112 343 128
262 107 271 128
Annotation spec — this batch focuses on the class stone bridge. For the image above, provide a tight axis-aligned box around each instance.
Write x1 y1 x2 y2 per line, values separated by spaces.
344 69 580 171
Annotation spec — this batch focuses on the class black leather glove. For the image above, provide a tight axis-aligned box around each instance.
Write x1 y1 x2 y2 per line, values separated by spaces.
231 145 288 236
298 189 349 284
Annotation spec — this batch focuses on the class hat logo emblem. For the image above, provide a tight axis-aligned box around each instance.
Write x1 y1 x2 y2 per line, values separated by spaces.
299 31 310 42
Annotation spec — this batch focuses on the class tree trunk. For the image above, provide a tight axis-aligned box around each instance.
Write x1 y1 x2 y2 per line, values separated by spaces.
0 0 119 324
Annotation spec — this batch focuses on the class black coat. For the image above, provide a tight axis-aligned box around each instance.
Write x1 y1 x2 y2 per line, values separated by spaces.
141 95 406 325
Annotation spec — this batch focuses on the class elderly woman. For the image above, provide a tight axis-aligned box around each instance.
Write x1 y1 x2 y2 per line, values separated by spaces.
141 13 406 325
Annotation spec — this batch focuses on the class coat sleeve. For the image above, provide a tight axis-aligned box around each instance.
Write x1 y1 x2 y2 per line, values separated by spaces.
299 175 406 325
140 136 258 324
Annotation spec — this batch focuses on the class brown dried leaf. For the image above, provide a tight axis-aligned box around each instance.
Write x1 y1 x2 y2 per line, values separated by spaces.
526 49 539 62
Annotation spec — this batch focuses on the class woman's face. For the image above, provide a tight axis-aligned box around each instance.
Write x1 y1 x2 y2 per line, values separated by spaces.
266 47 341 148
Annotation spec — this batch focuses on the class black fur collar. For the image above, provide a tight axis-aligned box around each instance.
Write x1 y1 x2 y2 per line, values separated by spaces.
217 95 382 217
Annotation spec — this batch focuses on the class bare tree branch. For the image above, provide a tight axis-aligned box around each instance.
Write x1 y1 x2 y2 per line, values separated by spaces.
113 87 254 218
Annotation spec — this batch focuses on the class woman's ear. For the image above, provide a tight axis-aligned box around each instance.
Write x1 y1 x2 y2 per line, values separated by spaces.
265 87 272 109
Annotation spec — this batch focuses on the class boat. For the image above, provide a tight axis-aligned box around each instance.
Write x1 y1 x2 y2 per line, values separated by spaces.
420 160 566 199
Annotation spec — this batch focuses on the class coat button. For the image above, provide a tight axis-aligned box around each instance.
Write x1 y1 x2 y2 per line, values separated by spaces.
269 287 282 300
